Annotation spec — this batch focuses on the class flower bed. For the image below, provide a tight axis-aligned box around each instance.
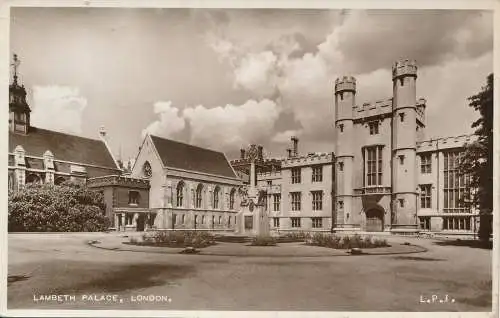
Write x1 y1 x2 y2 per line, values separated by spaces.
306 233 389 249
250 236 277 246
124 230 216 248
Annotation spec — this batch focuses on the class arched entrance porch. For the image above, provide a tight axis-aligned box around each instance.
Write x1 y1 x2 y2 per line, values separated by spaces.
365 208 384 232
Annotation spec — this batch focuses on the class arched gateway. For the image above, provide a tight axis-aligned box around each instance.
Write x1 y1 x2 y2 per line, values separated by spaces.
365 208 384 232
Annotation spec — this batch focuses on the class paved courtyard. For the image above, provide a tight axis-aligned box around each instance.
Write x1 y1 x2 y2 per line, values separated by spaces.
7 232 492 312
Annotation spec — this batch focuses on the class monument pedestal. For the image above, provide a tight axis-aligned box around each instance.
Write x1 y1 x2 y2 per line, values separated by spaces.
234 145 270 237
235 199 269 237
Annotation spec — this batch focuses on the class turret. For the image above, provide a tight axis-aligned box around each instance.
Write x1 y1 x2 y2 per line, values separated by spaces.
334 76 356 227
391 59 418 229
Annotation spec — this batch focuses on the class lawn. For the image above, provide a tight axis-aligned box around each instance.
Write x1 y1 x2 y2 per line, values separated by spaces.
7 233 493 312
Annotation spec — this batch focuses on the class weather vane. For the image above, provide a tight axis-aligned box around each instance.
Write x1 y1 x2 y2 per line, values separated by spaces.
11 53 21 84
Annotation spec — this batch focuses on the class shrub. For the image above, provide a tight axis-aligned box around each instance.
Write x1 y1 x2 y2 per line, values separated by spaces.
251 235 277 246
8 183 110 232
307 233 389 249
136 230 216 248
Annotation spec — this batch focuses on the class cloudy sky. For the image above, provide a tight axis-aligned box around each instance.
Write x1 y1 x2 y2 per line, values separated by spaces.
10 7 493 162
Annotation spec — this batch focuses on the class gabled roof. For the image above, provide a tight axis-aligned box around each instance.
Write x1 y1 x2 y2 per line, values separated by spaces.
9 127 119 170
149 135 237 179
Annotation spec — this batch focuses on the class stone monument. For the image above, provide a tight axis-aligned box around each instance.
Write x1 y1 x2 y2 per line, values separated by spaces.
235 145 270 236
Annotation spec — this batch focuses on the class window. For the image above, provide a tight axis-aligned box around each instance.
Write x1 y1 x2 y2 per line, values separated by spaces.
364 146 383 186
419 216 431 231
201 215 205 224
399 112 405 122
312 166 323 182
176 182 184 207
369 121 379 135
399 155 405 165
128 191 139 205
229 189 236 210
338 200 344 209
312 217 323 228
142 161 152 178
338 162 344 172
212 215 215 228
442 216 471 231
218 216 222 224
213 186 220 209
273 218 280 228
444 151 470 213
291 217 301 228
291 168 301 184
267 180 272 186
195 184 203 208
291 192 301 211
181 214 185 224
273 194 281 211
420 154 432 174
312 191 323 211
399 198 405 208
339 124 344 133
194 215 198 225
420 184 432 208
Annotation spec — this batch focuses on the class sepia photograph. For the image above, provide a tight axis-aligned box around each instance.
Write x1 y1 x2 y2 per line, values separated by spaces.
2 1 497 317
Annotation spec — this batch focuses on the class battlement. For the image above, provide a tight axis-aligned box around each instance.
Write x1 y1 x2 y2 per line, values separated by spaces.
334 76 356 94
392 59 418 79
353 98 392 120
282 152 334 167
417 134 475 152
257 171 282 179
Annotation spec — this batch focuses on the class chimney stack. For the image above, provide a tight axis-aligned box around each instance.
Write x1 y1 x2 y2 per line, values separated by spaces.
240 148 246 159
287 148 292 158
257 145 263 161
99 125 107 139
291 136 299 157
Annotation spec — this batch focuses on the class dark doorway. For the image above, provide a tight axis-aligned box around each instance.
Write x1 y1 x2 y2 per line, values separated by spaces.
117 214 123 231
244 216 253 230
365 209 384 232
136 214 145 231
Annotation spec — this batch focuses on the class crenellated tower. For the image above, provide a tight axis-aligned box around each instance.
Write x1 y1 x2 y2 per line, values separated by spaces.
391 59 418 228
334 76 356 225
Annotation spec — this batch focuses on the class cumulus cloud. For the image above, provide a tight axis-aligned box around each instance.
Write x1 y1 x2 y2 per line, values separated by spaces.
31 85 87 134
142 99 281 152
205 9 493 150
184 99 281 150
141 101 186 139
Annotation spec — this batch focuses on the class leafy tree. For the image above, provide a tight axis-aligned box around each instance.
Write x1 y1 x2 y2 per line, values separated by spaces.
460 73 493 242
8 182 110 232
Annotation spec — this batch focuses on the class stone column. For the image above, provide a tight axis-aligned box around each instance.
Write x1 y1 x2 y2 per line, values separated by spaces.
121 214 126 231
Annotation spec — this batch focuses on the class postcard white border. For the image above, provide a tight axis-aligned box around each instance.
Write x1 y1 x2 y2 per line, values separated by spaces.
0 0 498 317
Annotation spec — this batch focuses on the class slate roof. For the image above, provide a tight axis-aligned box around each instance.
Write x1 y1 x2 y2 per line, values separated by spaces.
9 127 119 170
149 135 237 179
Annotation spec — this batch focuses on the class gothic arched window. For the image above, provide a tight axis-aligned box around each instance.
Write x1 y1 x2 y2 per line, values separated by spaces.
176 181 184 207
195 184 203 208
213 186 220 209
229 188 236 210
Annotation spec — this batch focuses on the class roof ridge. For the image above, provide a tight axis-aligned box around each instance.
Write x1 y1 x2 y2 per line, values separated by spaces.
150 134 225 155
30 126 103 142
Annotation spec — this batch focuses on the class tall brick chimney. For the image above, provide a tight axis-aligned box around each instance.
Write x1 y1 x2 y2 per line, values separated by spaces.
257 145 263 161
286 148 292 158
291 136 299 157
